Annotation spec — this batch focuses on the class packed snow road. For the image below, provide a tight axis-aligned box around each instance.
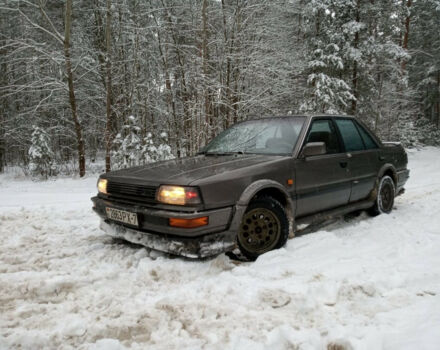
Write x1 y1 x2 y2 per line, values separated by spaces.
1 148 440 350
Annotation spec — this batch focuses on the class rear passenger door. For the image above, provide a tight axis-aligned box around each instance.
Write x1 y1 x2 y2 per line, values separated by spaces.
333 118 379 203
295 119 351 217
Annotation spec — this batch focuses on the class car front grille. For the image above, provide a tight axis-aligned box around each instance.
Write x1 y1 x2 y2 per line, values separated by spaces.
107 181 157 203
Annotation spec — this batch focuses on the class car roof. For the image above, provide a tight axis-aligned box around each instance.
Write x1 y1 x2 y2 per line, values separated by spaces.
245 114 356 122
308 114 355 118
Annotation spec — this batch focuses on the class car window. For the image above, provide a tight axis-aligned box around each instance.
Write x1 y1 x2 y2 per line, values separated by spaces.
203 117 305 155
305 119 341 154
356 122 378 149
255 124 278 149
334 119 365 152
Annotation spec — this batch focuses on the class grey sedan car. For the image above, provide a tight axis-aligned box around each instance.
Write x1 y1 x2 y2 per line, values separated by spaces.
92 115 409 260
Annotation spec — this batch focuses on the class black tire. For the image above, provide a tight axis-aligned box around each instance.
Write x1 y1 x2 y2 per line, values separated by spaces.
237 196 289 260
368 175 395 216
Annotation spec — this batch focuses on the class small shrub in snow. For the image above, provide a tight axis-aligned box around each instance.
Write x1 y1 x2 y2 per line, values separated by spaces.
111 116 175 170
157 132 175 161
112 116 142 169
28 126 56 178
393 117 440 148
141 132 158 163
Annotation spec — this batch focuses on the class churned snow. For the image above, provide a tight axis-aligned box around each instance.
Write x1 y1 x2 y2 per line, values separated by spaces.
1 148 440 350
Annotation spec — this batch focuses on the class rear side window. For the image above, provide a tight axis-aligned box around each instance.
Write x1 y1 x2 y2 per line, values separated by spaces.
306 119 341 154
356 123 378 149
334 119 365 152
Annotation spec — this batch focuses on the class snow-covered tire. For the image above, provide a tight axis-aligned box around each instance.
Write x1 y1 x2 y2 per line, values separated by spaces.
368 175 395 216
237 196 289 260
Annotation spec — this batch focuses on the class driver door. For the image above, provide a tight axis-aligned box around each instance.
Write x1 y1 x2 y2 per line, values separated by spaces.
294 119 352 217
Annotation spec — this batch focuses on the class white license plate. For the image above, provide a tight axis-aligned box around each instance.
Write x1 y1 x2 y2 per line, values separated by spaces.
106 207 138 227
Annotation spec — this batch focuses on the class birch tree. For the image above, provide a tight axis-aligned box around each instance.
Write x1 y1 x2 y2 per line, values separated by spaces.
63 0 86 176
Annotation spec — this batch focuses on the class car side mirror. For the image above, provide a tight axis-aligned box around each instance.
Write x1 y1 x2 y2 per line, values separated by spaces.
301 142 326 158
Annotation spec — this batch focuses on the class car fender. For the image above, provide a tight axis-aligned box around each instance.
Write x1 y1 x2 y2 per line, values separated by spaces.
368 164 397 201
378 163 397 183
231 179 295 237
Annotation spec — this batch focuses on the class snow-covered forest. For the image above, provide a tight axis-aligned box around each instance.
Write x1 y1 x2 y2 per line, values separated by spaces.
0 0 439 177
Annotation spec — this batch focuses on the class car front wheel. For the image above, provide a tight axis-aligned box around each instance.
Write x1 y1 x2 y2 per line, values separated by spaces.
237 196 289 260
368 175 395 216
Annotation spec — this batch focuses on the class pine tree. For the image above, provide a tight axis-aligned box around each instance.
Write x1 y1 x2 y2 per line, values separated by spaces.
28 126 55 179
157 132 174 161
111 116 142 169
409 0 440 127
300 0 355 114
141 132 158 164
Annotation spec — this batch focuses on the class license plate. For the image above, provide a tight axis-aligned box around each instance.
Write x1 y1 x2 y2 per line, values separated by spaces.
106 207 138 227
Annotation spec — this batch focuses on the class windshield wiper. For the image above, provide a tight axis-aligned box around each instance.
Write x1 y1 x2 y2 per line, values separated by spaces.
200 151 246 156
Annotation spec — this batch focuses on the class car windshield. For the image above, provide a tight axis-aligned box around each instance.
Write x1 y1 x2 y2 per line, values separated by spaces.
202 117 306 155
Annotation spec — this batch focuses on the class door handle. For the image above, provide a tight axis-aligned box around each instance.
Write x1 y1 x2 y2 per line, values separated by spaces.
379 155 385 161
340 161 348 168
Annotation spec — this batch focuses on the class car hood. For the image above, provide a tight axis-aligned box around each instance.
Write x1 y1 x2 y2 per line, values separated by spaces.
104 154 285 186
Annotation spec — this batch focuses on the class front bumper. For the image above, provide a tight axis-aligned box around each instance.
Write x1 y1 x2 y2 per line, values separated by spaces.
396 169 410 194
92 196 245 258
100 220 235 258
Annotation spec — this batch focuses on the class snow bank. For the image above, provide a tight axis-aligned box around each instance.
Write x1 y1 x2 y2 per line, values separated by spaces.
1 148 440 349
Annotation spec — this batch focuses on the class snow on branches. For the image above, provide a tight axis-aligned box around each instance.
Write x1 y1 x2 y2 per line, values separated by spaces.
112 116 174 170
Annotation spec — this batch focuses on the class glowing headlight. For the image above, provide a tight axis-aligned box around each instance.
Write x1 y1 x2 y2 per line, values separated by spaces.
97 178 108 194
156 185 201 205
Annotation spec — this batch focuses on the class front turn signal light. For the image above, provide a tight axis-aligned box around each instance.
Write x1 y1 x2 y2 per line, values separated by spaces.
97 178 108 194
169 217 209 228
156 185 201 205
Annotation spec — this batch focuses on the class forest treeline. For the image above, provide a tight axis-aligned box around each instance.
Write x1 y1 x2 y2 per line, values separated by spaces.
0 0 439 176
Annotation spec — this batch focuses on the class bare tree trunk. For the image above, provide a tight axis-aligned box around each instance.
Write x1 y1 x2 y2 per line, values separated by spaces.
0 111 4 172
202 0 212 139
401 0 412 72
437 71 440 128
161 3 192 154
153 9 180 157
0 50 5 172
221 0 235 129
104 0 113 172
64 0 85 177
232 3 242 124
351 1 360 115
375 73 383 132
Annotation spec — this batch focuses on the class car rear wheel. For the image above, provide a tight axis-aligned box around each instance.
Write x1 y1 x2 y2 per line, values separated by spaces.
237 196 289 260
368 175 395 216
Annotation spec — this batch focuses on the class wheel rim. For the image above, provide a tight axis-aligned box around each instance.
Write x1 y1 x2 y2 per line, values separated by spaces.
379 181 394 212
238 207 281 254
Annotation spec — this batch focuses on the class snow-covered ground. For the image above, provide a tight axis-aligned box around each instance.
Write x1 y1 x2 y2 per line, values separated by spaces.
1 148 440 350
